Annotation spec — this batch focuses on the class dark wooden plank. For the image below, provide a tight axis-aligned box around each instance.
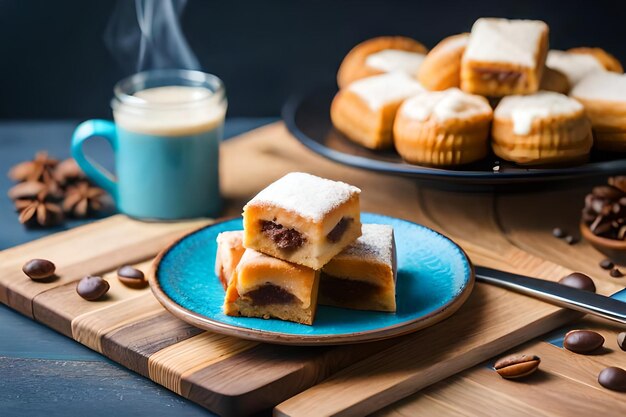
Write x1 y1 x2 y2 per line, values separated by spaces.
101 312 204 377
0 357 213 417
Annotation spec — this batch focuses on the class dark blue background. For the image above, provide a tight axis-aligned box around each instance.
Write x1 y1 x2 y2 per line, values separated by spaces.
0 0 624 119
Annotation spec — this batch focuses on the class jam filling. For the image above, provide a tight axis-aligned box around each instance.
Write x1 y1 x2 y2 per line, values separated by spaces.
327 217 353 243
244 284 298 306
319 273 382 303
474 68 523 84
260 220 306 250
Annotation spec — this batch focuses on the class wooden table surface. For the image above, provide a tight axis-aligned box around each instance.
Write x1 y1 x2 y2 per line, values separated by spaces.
2 119 626 416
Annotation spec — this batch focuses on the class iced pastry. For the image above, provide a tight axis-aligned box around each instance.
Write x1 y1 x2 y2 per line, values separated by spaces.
331 72 425 149
224 249 320 325
393 88 493 166
337 36 428 88
492 91 592 165
320 224 397 312
418 33 469 91
215 230 245 290
571 71 626 151
461 18 549 96
243 172 362 270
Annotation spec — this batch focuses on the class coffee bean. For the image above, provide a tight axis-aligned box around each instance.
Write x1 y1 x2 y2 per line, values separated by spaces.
494 354 540 379
617 332 626 351
22 259 56 281
563 330 604 354
558 272 596 293
564 235 578 245
76 275 109 301
552 227 566 238
592 185 625 200
600 259 614 270
598 367 626 392
117 265 147 289
610 268 623 278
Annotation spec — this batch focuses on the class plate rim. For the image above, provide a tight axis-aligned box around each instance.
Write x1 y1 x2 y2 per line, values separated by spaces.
149 214 476 346
282 86 626 184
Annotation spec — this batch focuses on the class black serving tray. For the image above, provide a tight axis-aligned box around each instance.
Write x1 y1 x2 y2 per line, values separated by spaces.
282 84 626 187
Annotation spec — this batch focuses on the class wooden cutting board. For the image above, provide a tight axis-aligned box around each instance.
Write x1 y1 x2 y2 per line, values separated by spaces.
1 123 623 416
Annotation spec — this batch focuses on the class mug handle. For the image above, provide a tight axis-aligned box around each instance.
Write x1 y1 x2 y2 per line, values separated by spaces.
71 119 118 199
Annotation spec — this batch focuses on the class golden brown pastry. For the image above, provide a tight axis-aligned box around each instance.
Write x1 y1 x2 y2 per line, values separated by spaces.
492 91 593 165
337 36 427 88
320 224 397 312
461 18 549 96
242 172 362 270
331 72 424 149
417 33 468 91
224 249 320 325
569 47 624 73
540 66 570 94
393 88 492 166
571 71 626 151
215 231 245 290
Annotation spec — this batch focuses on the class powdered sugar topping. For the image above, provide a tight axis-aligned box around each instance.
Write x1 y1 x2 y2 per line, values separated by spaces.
245 172 361 221
338 224 394 265
348 72 425 110
571 71 626 103
365 49 426 75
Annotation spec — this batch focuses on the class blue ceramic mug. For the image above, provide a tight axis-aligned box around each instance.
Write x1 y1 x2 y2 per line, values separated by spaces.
72 70 227 220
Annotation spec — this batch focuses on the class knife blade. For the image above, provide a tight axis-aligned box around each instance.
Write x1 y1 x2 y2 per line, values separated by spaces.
475 266 626 325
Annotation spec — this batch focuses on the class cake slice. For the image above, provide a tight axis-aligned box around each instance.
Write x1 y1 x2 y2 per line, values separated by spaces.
461 18 549 96
331 72 425 149
243 172 362 270
214 230 245 290
224 249 320 325
320 224 397 312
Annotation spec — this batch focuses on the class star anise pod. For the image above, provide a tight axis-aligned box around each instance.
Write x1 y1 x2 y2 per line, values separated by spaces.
63 181 107 218
14 196 64 228
54 158 86 186
8 181 63 202
8 151 59 183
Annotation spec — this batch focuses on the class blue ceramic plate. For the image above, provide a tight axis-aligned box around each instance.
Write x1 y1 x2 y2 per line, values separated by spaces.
150 213 475 345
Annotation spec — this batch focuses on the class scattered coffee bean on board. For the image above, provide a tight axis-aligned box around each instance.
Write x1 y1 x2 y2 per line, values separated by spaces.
598 367 626 392
617 332 626 351
552 227 566 238
494 354 540 379
563 330 605 354
117 265 147 289
22 259 56 281
558 272 596 292
600 259 614 270
610 268 623 278
76 276 110 301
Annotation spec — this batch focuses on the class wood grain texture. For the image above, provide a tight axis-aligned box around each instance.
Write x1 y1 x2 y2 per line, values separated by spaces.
1 122 619 417
71 292 164 352
0 215 208 317
148 332 257 394
100 311 205 377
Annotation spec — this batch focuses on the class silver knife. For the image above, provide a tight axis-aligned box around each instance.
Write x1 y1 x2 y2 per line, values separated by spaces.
475 266 626 325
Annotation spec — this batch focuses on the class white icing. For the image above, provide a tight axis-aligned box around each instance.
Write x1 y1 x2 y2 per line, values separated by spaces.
335 224 394 266
464 18 547 67
571 71 626 103
245 172 361 222
400 88 491 122
365 49 426 75
546 50 605 86
348 72 425 110
495 91 583 135
437 34 469 53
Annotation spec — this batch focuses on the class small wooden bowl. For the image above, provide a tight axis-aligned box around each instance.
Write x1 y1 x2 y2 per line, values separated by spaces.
580 222 626 264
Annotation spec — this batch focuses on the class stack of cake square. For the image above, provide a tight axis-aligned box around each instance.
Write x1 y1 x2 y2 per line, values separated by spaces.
215 172 398 325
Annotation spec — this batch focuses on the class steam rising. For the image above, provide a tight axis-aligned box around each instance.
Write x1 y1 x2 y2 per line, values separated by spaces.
104 0 200 73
